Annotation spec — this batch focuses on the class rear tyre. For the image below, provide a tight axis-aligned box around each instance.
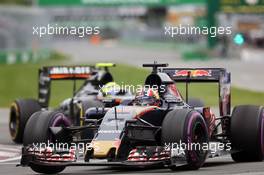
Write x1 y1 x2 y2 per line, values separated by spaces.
188 98 204 107
162 109 209 170
9 99 41 143
230 105 264 162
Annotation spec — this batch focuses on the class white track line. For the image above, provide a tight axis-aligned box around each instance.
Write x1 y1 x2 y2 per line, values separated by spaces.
0 156 21 163
0 151 18 157
0 147 21 152
0 144 21 163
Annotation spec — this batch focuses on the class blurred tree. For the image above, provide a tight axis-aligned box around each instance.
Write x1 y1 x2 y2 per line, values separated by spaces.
144 7 167 27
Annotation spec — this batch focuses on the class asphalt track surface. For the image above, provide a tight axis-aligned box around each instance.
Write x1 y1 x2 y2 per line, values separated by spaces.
1 107 264 175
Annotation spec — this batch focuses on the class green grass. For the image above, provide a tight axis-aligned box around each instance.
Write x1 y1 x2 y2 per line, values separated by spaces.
0 62 264 107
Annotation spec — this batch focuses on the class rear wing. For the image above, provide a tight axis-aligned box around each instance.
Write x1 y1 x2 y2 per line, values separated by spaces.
41 66 93 80
162 68 231 116
38 64 115 108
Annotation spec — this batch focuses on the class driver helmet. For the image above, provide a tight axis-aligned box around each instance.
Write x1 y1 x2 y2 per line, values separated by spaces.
134 88 161 106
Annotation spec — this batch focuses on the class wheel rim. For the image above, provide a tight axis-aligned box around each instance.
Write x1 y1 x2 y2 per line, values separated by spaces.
192 122 207 158
51 113 71 127
186 113 208 163
9 103 19 139
48 113 71 142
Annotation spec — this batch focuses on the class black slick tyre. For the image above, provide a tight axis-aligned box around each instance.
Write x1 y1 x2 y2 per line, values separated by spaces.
231 105 264 162
162 109 209 170
9 99 41 143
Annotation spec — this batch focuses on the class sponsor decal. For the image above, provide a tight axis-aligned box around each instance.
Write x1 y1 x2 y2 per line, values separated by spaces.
49 66 91 75
48 66 91 79
174 70 212 77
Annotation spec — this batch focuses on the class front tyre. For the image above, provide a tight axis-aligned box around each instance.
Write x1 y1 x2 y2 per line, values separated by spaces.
23 110 71 174
23 110 71 146
162 109 209 170
30 163 65 174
